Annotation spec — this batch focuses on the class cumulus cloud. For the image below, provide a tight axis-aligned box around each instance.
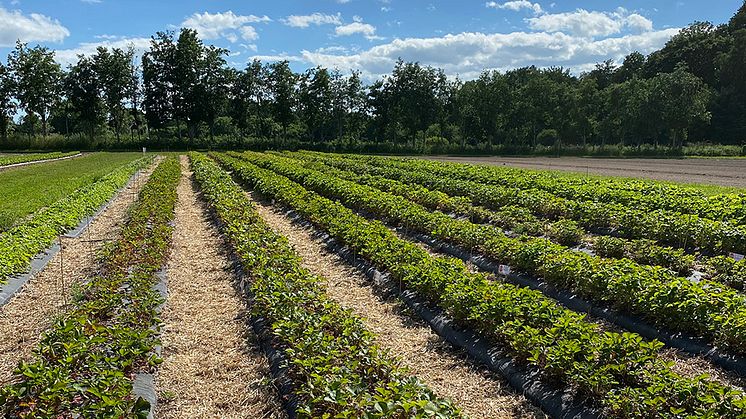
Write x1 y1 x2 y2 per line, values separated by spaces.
335 16 382 40
0 7 70 47
527 8 654 37
181 11 270 43
275 28 679 80
54 36 152 67
486 1 543 15
283 12 342 28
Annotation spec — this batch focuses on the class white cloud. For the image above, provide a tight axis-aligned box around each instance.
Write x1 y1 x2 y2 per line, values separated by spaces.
181 11 270 43
239 26 258 41
80 0 102 3
335 17 382 40
626 13 654 32
290 28 679 80
0 7 70 47
283 12 342 28
486 1 543 15
527 8 654 38
54 37 152 67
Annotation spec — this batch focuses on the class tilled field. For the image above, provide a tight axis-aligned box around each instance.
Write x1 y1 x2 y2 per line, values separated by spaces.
422 156 746 188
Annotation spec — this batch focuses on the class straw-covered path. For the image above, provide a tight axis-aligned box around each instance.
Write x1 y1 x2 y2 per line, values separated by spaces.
155 156 284 419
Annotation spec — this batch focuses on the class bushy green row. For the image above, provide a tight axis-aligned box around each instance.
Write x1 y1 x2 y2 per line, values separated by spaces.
277 151 698 276
352 154 746 227
0 156 153 283
0 157 180 418
240 151 746 354
0 151 80 167
190 152 461 418
215 152 746 418
314 152 746 255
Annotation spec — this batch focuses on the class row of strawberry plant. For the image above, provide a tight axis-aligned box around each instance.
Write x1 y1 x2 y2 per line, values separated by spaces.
0 156 153 283
214 152 746 418
239 151 746 354
302 152 746 255
0 157 180 418
0 151 80 167
349 154 746 226
189 152 462 418
291 151 746 288
277 151 698 276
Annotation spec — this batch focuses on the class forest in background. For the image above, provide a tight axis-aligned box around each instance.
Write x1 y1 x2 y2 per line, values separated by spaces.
0 3 745 156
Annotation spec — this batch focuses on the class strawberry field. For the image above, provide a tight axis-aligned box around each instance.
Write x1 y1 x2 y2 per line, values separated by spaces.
1 151 745 418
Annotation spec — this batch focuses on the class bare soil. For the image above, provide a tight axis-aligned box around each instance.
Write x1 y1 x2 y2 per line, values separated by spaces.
155 156 284 419
421 156 746 188
250 194 544 419
0 162 156 384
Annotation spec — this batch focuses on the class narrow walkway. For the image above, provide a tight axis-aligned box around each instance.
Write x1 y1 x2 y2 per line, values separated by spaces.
250 195 543 419
0 162 155 384
155 156 284 419
0 153 84 172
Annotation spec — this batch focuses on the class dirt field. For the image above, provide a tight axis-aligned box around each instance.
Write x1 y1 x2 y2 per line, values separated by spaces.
421 156 746 189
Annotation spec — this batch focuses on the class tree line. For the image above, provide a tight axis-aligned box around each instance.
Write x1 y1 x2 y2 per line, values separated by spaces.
0 2 744 153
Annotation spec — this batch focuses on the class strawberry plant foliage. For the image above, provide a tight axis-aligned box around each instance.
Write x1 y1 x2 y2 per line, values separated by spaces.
189 152 462 418
0 157 179 418
214 151 746 418
0 156 153 283
235 151 746 354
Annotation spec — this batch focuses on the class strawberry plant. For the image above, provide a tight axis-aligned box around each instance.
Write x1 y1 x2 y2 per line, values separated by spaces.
214 152 746 418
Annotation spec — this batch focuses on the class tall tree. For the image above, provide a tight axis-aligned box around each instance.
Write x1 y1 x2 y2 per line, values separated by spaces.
7 42 63 136
66 56 105 141
142 31 177 130
652 65 712 147
267 60 297 139
93 46 136 141
0 63 14 141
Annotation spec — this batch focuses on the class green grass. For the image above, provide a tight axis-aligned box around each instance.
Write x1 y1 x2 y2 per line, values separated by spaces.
0 152 144 231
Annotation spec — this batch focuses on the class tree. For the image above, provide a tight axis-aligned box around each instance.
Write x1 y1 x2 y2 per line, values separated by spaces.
0 63 14 141
195 44 229 140
267 61 297 139
143 31 177 130
7 42 63 136
652 65 712 147
66 56 106 141
613 51 646 83
230 60 266 137
645 21 730 87
298 67 334 142
713 28 746 141
93 46 136 141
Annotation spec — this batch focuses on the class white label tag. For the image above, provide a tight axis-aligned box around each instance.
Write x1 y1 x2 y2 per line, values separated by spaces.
729 252 744 262
498 264 511 275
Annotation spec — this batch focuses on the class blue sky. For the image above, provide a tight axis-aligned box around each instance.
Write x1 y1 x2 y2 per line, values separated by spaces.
0 0 742 79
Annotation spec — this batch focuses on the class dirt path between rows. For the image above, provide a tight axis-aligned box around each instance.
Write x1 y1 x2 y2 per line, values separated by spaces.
155 156 284 419
249 194 543 419
421 156 746 188
0 162 156 385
